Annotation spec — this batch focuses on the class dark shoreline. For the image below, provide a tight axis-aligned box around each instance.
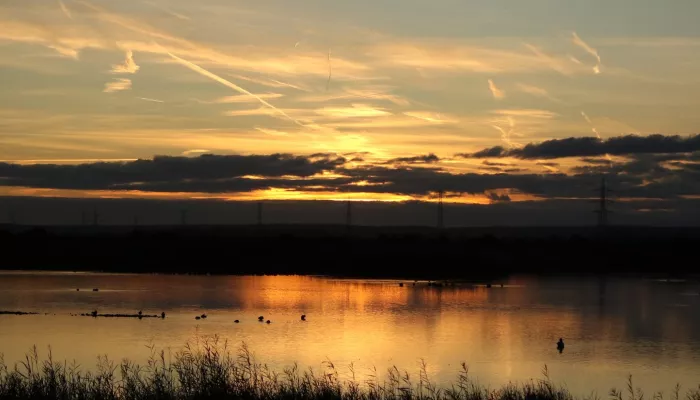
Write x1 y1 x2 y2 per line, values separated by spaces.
2 224 699 280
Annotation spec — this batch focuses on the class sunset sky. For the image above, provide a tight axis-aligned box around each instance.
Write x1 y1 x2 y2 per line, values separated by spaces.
1 0 700 222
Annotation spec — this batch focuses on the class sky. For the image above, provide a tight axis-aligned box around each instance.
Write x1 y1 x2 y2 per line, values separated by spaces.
1 0 700 225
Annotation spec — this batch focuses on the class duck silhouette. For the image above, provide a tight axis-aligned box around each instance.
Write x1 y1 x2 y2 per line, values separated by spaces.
266 320 271 324
234 320 240 323
301 314 306 321
557 338 565 353
258 316 264 322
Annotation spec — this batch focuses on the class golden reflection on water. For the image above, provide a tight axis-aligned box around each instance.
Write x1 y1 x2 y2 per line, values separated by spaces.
0 273 699 396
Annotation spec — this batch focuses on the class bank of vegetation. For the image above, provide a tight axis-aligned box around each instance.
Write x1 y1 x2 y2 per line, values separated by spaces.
1 339 698 400
1 226 699 278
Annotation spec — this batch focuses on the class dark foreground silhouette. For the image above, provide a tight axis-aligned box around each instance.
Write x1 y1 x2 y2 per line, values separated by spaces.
1 225 699 279
0 341 695 400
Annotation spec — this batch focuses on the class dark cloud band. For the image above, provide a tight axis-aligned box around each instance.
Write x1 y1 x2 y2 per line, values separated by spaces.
460 134 700 159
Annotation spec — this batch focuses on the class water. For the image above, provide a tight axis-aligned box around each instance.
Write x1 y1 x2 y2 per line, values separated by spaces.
1 272 699 396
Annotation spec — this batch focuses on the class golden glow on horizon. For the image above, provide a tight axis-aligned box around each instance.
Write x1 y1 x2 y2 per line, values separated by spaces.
0 186 541 204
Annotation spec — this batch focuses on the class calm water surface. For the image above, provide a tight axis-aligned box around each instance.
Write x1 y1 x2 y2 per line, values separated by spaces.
1 272 699 395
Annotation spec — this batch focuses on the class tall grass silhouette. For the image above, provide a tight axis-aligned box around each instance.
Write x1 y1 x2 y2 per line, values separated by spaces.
1 337 698 400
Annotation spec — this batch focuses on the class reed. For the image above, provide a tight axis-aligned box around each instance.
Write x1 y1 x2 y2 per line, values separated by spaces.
0 337 698 400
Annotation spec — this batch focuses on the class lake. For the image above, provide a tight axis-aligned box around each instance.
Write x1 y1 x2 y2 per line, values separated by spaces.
0 271 699 396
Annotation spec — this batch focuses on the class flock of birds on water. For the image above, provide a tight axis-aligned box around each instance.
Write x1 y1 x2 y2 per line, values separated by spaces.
79 309 308 325
76 308 310 323
192 314 307 324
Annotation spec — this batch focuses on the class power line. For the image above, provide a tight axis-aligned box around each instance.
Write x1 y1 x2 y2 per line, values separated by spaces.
594 176 612 227
346 200 352 229
181 209 188 226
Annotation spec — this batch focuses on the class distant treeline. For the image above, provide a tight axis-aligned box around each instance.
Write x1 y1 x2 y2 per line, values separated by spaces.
0 225 698 279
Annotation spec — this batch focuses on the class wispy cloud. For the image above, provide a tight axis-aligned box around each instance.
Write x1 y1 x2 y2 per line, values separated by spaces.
580 111 612 163
572 32 602 74
136 97 164 103
48 45 80 59
144 1 191 21
524 44 579 76
229 74 309 91
370 40 574 74
515 83 561 103
315 104 391 119
111 49 140 74
580 111 600 139
255 127 289 137
599 37 700 48
325 114 456 129
71 1 370 80
224 108 283 117
214 93 284 104
57 0 72 19
298 87 410 106
491 116 517 148
537 161 560 173
488 79 505 99
404 111 458 124
569 55 583 65
163 48 307 127
223 108 310 119
493 109 558 119
104 78 132 93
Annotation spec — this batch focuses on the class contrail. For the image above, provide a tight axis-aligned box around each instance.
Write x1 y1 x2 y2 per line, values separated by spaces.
326 49 332 91
491 117 516 148
164 48 305 127
572 32 602 74
144 1 190 21
580 111 600 139
581 111 612 164
58 0 72 19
